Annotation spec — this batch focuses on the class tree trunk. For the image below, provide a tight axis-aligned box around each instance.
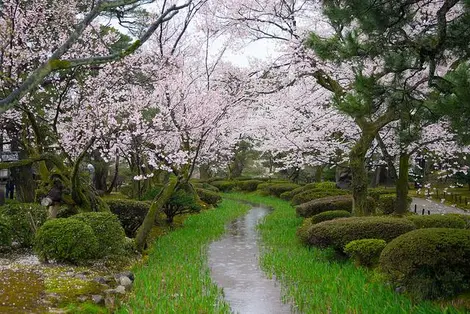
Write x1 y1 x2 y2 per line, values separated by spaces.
92 152 108 192
370 166 381 188
395 152 410 215
349 132 375 216
106 154 120 194
14 165 35 202
135 178 178 252
315 166 323 182
199 164 212 180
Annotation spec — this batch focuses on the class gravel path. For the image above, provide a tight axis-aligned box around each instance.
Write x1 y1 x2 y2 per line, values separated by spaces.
410 197 469 215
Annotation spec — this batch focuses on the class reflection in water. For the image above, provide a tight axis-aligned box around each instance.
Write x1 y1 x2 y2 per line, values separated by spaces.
209 207 292 314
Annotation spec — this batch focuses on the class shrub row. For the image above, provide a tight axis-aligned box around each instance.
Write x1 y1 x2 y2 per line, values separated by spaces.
280 182 339 201
305 216 416 250
296 195 353 218
291 188 349 206
258 182 300 197
196 188 222 206
406 214 467 229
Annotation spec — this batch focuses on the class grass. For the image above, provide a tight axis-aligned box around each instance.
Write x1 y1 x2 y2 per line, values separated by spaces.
226 192 467 314
116 199 250 313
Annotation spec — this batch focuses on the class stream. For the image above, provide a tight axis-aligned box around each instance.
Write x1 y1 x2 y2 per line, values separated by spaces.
208 206 292 314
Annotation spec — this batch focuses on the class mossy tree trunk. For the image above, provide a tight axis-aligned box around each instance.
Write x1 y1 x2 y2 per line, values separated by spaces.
135 178 178 251
315 165 324 182
349 131 376 216
395 152 410 215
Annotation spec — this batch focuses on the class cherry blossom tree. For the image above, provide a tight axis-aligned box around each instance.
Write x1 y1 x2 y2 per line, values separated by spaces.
0 0 190 112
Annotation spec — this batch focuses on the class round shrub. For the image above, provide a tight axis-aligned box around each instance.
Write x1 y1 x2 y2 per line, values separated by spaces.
406 214 466 229
314 181 337 189
311 210 351 224
210 181 237 192
379 228 470 300
0 214 12 248
344 239 386 267
306 216 416 250
260 183 301 197
296 195 353 218
193 182 219 192
236 180 264 192
291 188 349 205
0 203 48 247
72 212 127 257
34 218 99 263
196 188 222 206
296 218 313 244
280 186 306 201
448 214 470 228
256 181 291 195
368 188 394 201
376 194 412 215
105 199 150 237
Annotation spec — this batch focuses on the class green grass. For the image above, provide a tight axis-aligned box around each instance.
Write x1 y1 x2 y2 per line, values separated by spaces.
116 199 250 313
226 192 467 314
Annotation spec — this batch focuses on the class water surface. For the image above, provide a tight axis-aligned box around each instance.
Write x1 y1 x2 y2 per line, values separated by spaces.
209 206 291 314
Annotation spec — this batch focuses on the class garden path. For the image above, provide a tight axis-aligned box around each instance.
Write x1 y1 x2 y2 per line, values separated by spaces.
410 197 469 215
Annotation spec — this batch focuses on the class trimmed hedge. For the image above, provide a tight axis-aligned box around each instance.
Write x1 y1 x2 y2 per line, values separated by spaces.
0 203 48 247
196 188 222 206
380 228 470 300
280 186 309 201
0 214 12 248
306 216 416 250
210 181 237 192
236 180 264 192
296 195 352 218
314 181 338 189
376 194 412 215
105 199 150 237
291 188 349 206
448 214 470 228
258 183 301 197
310 210 351 224
344 239 386 268
193 183 219 193
34 218 99 264
406 215 467 229
368 188 394 201
296 218 312 245
72 212 127 257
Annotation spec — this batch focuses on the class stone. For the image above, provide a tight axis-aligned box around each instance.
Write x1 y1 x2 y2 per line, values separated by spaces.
93 276 108 284
92 295 104 305
74 273 87 280
77 295 88 302
115 285 126 294
119 276 133 289
105 295 115 309
114 271 134 282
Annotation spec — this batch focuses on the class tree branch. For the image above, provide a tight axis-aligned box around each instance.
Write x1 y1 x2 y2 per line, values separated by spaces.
0 1 191 113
